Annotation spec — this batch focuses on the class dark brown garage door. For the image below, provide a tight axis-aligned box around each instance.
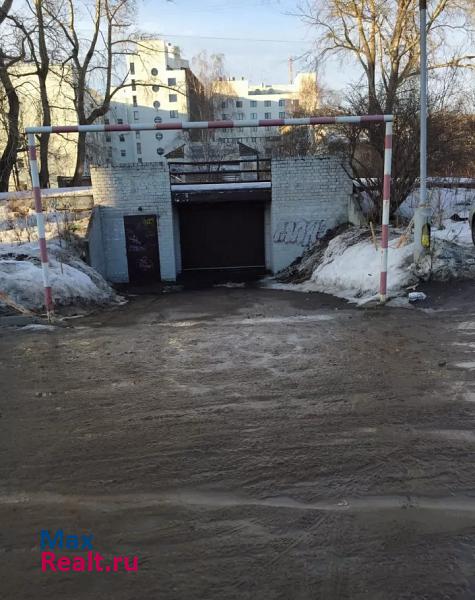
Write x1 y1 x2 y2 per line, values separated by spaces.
179 201 265 271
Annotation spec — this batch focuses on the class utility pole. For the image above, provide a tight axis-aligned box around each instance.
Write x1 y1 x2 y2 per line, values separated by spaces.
414 0 432 261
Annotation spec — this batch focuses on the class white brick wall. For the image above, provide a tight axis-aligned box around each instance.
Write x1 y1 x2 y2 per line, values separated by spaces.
89 156 352 282
89 163 177 282
270 156 351 273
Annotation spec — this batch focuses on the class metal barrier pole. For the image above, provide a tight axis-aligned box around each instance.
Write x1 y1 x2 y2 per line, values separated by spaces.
27 132 53 319
380 121 393 303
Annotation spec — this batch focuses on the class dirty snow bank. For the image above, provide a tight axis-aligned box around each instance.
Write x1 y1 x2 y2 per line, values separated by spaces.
271 225 475 304
271 229 416 303
0 241 119 311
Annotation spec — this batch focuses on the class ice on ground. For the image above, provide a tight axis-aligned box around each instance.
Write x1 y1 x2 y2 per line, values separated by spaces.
0 240 119 311
21 324 57 332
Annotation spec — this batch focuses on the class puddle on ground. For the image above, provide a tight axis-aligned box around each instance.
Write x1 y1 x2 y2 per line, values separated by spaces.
231 315 335 325
2 489 475 516
419 429 475 442
152 314 336 328
454 362 475 370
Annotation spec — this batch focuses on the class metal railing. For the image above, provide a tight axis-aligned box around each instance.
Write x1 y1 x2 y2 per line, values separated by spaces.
168 158 271 185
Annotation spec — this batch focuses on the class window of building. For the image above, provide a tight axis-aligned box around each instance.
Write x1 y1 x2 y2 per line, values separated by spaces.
133 111 139 120
279 112 286 119
265 126 272 131
152 85 160 92
153 100 160 110
169 110 178 118
221 100 227 109
154 116 162 123
104 118 110 124
151 68 158 76
236 113 244 120
155 132 163 140
120 149 126 157
136 142 142 154
236 100 243 108
131 79 136 91
237 127 243 132
279 99 285 107
264 100 271 107
135 131 140 139
251 137 257 142
252 127 258 132
250 100 257 107
222 113 229 120
251 113 257 119
169 94 177 103
105 134 111 142
130 62 135 75
264 112 272 119
132 95 137 107
119 134 125 142
168 77 176 86
117 118 123 124
138 157 143 164
157 147 164 155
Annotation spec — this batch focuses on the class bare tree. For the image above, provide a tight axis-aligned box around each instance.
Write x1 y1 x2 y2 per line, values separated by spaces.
0 0 22 192
6 0 61 187
185 51 237 163
274 74 326 156
43 0 138 185
299 0 474 114
338 71 474 221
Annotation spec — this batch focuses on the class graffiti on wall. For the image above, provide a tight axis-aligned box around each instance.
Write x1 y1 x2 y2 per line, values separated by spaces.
273 219 327 246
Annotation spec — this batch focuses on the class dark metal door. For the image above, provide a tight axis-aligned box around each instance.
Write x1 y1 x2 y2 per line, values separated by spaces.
124 215 160 283
179 201 265 271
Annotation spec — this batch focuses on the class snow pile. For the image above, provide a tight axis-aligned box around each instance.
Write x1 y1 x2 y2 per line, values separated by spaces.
273 229 416 303
415 236 475 282
399 186 474 222
272 225 475 304
0 241 119 312
432 218 472 247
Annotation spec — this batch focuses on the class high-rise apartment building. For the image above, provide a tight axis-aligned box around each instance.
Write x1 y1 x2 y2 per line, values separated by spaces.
105 40 200 164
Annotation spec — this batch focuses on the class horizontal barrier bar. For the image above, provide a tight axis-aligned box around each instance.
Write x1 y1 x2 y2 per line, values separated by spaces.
25 114 394 134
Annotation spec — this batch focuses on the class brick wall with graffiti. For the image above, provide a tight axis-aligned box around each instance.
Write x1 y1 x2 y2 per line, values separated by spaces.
270 156 352 273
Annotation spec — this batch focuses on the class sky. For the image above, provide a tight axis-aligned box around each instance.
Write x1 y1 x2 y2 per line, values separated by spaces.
137 0 359 91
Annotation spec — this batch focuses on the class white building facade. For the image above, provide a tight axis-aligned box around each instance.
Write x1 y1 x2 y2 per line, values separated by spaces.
105 40 197 165
105 40 318 162
213 73 317 152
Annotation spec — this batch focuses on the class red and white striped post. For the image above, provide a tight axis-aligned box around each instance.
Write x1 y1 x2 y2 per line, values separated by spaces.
25 113 393 313
379 121 393 303
27 133 53 320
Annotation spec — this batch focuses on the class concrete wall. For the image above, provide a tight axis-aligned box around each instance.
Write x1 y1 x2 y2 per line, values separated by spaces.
86 206 105 276
270 156 352 273
88 155 352 283
89 163 177 283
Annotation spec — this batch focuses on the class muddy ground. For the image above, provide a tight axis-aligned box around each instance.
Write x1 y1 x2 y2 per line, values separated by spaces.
1 284 475 599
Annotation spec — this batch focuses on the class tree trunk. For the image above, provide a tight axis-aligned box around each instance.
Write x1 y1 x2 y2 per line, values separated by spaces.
38 78 51 188
0 51 20 192
36 0 51 188
71 131 87 186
